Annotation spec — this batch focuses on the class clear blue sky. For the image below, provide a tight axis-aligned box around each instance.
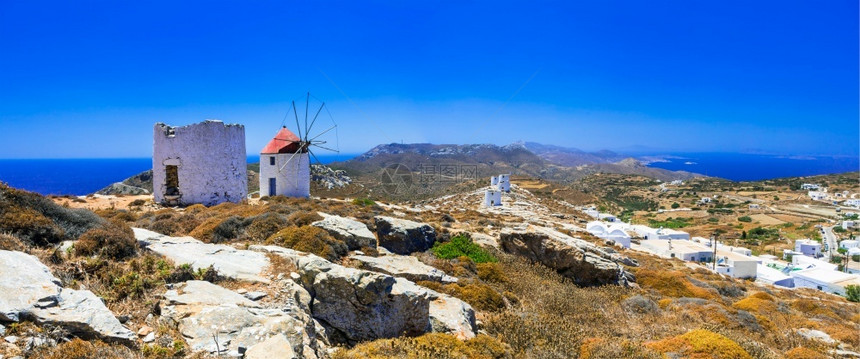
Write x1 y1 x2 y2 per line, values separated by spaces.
1 1 857 158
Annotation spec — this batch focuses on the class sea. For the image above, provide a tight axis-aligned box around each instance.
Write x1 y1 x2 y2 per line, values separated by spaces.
645 153 860 182
1 152 857 196
0 154 356 196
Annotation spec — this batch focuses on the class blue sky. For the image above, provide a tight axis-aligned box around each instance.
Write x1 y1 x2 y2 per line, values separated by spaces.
0 1 857 158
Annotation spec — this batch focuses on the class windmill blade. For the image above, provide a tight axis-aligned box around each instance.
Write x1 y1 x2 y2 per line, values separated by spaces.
308 148 324 165
292 100 301 139
278 149 302 172
304 92 310 141
310 143 339 153
308 124 336 142
306 102 325 137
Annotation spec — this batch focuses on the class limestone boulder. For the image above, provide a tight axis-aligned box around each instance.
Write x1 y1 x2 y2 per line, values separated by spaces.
253 245 477 343
159 280 325 358
253 245 432 343
374 216 436 254
0 250 134 343
312 212 376 250
134 228 270 283
245 333 297 359
350 253 458 283
499 226 636 287
392 278 477 340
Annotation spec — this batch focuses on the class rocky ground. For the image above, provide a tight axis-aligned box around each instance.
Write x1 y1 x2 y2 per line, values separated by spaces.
1 180 858 358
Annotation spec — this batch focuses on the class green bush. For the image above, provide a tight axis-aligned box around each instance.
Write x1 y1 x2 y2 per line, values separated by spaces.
432 233 497 263
738 216 752 223
352 198 376 206
671 202 680 209
846 285 860 303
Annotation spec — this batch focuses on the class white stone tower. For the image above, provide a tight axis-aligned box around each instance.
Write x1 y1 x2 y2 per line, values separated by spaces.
152 120 247 206
497 174 511 192
484 189 502 206
259 126 310 198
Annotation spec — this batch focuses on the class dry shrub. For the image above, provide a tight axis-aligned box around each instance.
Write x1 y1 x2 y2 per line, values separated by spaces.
288 210 323 226
243 213 289 242
188 216 223 241
265 252 297 276
0 207 66 246
636 269 717 300
477 262 507 283
266 225 347 262
332 333 511 359
0 183 105 246
435 280 505 312
74 220 138 260
783 347 829 359
579 337 660 359
645 329 752 359
732 293 777 314
821 323 860 347
210 216 251 243
94 209 137 222
0 232 25 251
184 203 207 213
28 338 139 359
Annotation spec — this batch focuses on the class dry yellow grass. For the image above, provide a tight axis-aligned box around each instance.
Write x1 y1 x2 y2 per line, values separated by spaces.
645 329 752 359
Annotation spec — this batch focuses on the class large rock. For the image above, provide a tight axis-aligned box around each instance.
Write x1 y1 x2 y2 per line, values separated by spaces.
253 245 477 343
374 216 436 254
0 250 135 343
350 253 458 283
245 333 297 359
393 278 477 340
159 280 325 358
134 228 270 283
253 245 432 344
499 226 636 287
311 212 376 250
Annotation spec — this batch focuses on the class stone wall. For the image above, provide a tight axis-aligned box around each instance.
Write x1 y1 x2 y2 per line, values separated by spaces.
153 120 247 206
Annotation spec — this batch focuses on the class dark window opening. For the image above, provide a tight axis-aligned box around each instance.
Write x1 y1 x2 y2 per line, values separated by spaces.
165 165 179 196
270 156 275 165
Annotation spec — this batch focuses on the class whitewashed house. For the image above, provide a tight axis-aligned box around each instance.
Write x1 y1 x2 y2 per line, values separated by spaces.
641 240 713 262
586 221 631 248
801 183 820 190
794 239 822 258
152 120 247 206
844 199 860 208
808 191 827 201
756 264 794 288
841 240 860 250
715 251 758 279
843 221 856 230
259 126 310 198
791 268 860 296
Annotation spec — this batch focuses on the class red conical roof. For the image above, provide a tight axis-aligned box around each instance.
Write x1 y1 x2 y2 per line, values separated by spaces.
261 126 303 154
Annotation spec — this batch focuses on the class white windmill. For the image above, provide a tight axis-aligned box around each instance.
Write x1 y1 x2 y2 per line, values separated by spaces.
259 93 338 198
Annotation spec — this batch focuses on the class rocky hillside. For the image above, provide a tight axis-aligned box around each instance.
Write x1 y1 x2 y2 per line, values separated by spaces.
2 178 858 358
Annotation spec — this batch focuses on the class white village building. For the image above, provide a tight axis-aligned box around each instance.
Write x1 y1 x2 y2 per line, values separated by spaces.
808 191 827 201
152 120 247 206
801 183 820 190
715 250 758 279
843 221 856 230
791 268 860 296
632 225 690 241
259 126 310 198
586 221 631 248
843 199 860 208
794 239 822 258
640 239 713 263
841 240 860 250
756 264 794 288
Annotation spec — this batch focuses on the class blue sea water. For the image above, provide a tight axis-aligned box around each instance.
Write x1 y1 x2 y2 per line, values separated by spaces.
646 153 860 182
0 154 357 196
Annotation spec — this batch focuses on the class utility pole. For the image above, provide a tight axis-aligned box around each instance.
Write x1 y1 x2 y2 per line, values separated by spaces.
712 234 717 270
